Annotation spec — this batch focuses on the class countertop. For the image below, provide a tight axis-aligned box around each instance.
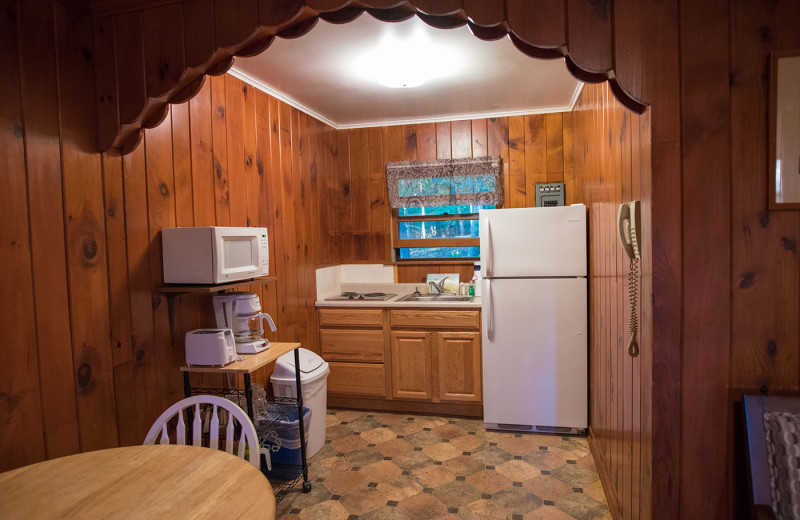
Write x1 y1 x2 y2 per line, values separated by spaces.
316 295 481 309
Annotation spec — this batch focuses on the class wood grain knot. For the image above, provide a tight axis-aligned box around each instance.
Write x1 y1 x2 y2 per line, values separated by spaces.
77 363 92 388
739 272 755 289
257 160 264 177
217 106 225 118
767 340 777 358
0 392 20 414
152 295 161 308
107 206 115 217
246 155 253 167
136 349 145 361
759 211 770 228
781 237 796 252
159 182 169 197
82 49 92 63
407 132 417 148
82 238 98 260
214 158 223 179
242 84 248 97
13 123 23 139
760 384 769 395
759 26 771 43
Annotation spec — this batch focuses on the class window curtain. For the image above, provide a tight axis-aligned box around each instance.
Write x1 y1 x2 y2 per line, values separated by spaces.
385 155 503 208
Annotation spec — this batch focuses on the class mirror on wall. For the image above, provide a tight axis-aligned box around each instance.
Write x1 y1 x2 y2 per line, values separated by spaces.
770 50 800 209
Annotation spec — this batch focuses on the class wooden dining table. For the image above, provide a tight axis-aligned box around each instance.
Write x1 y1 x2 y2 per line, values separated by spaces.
0 444 276 519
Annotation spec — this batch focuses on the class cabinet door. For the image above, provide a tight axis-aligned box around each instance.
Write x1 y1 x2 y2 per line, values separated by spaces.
436 332 482 402
390 331 432 400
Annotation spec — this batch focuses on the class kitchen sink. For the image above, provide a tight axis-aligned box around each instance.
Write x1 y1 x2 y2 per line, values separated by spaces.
398 294 473 302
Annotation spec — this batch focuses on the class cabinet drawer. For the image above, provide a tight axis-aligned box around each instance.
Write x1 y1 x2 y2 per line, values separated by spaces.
319 308 384 328
390 310 480 330
327 362 386 396
320 329 385 362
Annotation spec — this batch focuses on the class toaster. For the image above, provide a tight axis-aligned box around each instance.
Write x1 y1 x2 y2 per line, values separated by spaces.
185 329 236 366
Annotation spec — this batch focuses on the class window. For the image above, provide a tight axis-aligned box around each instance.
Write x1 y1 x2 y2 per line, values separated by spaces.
393 204 494 259
386 156 503 261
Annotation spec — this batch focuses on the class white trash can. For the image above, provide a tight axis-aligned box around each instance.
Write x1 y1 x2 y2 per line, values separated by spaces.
270 348 330 458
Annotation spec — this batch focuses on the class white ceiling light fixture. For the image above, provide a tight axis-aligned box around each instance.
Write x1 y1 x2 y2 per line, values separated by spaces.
352 19 463 89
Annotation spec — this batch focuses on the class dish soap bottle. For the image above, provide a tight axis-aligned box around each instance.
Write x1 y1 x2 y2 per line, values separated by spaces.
471 262 481 297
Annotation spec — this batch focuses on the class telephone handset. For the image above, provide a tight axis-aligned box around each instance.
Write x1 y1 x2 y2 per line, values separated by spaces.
617 200 641 260
617 201 642 358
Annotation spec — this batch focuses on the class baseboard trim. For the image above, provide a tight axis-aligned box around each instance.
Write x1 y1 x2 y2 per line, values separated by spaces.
588 426 623 520
327 395 483 418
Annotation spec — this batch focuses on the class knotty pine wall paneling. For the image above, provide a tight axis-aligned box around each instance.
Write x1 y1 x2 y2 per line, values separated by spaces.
566 82 649 520
0 0 45 471
17 0 80 459
1 0 338 467
337 114 570 284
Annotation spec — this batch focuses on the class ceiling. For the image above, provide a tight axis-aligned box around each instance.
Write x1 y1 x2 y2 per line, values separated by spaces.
230 13 582 129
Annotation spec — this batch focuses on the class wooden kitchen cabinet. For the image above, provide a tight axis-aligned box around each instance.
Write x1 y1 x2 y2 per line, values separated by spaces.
390 331 432 400
318 306 482 415
436 331 482 402
318 308 388 398
389 310 482 404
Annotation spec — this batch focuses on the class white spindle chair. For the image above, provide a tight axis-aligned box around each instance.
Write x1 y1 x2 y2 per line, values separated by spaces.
143 395 261 468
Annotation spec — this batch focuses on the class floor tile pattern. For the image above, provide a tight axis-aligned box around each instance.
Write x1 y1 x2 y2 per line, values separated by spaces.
276 409 610 520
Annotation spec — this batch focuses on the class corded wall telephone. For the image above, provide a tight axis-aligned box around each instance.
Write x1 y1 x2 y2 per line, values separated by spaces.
617 201 642 357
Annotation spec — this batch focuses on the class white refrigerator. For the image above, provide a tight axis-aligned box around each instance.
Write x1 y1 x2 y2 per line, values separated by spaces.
479 204 587 434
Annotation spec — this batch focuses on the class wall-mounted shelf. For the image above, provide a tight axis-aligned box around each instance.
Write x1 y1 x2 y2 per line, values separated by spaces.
156 276 277 342
155 276 277 294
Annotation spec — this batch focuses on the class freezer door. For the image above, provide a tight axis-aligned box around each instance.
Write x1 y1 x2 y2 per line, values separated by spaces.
480 205 587 278
481 277 587 430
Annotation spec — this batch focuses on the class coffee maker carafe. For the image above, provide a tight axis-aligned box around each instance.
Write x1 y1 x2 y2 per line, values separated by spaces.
212 292 277 354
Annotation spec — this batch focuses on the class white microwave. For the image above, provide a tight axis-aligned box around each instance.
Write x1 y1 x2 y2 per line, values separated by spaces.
161 227 269 284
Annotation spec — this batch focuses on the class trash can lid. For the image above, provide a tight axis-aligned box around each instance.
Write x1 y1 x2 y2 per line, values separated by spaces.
275 348 324 374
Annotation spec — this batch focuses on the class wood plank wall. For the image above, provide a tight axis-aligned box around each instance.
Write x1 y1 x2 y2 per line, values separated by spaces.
0 0 338 470
336 113 569 283
567 82 650 520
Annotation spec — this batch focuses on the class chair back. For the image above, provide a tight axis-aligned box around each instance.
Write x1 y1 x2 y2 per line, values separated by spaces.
744 394 800 520
144 395 260 468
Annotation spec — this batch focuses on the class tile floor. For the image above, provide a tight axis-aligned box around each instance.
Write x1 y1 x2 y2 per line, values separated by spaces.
275 409 610 520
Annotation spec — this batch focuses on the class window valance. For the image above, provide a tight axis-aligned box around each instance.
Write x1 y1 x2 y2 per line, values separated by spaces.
385 156 503 209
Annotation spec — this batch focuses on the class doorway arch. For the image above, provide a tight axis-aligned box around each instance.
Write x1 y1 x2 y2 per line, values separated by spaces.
93 0 648 154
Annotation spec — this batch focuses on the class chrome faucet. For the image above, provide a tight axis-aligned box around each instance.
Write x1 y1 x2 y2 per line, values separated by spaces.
428 276 449 294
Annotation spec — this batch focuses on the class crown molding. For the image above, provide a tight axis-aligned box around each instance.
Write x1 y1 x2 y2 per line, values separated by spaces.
229 66 583 130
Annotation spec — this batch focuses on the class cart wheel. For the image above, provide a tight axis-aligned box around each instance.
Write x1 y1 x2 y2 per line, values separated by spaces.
302 481 312 493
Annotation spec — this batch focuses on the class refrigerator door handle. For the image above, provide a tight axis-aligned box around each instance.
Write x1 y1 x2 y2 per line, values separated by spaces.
486 278 493 341
483 218 493 278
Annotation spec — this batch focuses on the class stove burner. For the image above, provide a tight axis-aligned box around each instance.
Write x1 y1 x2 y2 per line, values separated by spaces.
324 292 397 302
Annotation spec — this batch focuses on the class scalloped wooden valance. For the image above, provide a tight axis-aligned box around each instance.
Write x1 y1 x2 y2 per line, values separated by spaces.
91 0 650 155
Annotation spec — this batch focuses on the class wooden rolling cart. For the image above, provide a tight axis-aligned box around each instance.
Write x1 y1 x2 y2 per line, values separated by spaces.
180 342 312 501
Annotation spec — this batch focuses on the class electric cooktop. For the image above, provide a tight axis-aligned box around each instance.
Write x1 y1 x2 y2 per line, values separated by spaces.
323 292 396 301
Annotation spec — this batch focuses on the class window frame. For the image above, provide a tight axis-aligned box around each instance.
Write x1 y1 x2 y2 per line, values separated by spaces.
391 209 482 261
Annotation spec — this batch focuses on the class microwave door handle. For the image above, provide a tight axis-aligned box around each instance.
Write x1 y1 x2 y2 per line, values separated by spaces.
261 313 277 332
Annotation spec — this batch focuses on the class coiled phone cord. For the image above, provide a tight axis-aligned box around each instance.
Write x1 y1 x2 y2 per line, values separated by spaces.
627 257 640 358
